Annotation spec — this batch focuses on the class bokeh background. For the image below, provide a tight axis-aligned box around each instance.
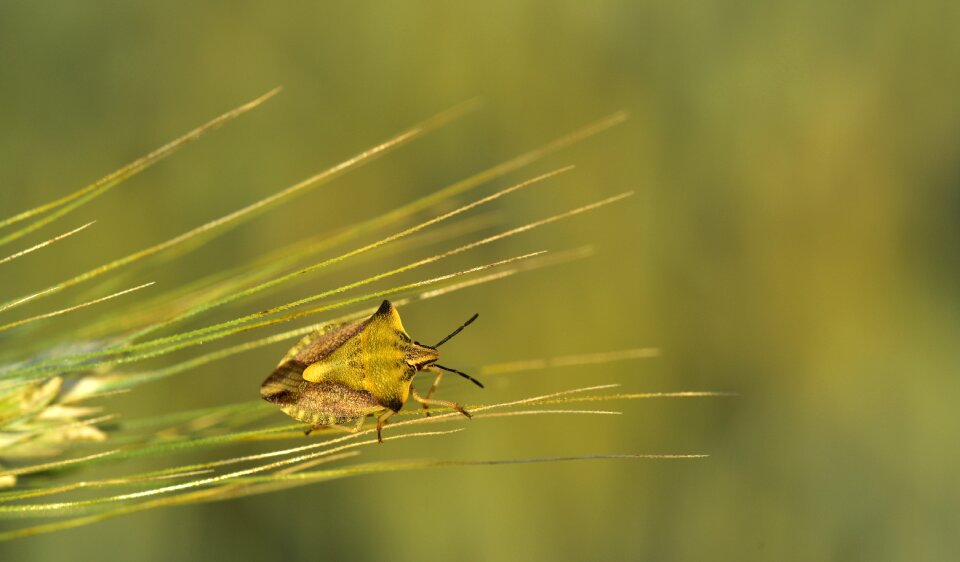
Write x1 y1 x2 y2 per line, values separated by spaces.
2 1 959 560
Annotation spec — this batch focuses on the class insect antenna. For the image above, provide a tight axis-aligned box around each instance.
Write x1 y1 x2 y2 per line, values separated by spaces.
432 313 479 348
433 363 484 388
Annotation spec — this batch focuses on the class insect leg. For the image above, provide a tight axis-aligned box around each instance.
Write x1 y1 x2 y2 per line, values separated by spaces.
410 387 472 419
376 410 395 444
425 368 444 400
420 367 446 416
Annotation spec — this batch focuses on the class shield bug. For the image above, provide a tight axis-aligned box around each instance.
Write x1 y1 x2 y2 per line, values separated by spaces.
260 300 482 442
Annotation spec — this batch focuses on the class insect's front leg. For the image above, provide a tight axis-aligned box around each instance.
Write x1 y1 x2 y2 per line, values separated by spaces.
420 367 446 416
375 410 395 444
410 387 472 419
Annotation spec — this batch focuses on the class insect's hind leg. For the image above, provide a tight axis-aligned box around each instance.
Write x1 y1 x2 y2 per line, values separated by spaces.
337 416 368 436
304 416 365 437
410 387 472 419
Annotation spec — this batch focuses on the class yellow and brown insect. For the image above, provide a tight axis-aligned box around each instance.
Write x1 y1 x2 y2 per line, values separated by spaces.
260 300 482 442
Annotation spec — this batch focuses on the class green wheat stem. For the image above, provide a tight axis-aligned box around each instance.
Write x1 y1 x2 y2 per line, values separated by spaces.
0 99 478 315
0 88 282 243
0 222 95 266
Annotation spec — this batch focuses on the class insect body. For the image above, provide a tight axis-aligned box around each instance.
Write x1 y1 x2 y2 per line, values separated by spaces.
260 300 482 442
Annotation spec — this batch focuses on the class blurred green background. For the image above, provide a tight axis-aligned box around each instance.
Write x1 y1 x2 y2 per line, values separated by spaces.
2 1 959 560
